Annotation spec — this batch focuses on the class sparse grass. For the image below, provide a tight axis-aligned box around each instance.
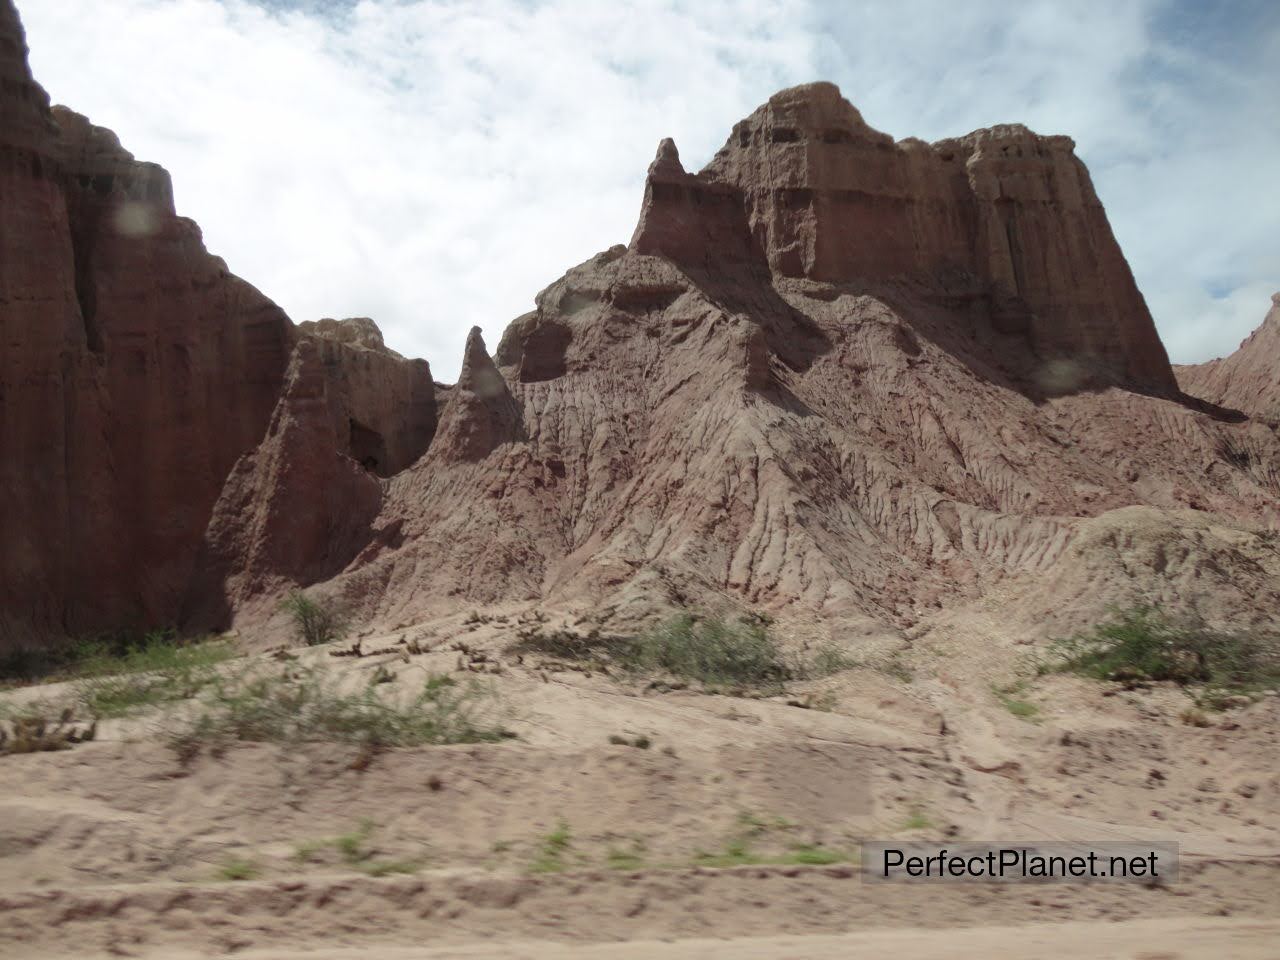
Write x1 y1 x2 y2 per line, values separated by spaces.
508 626 631 664
218 857 259 881
0 707 97 756
292 838 329 864
735 811 795 838
880 656 915 683
993 681 1040 722
53 634 235 719
292 819 422 876
798 644 858 679
1 629 235 704
689 811 838 869
336 819 376 864
361 859 420 877
694 838 763 868
513 614 794 694
530 820 573 874
168 668 511 759
691 840 846 868
782 845 844 865
901 808 932 831
1180 707 1213 728
1043 605 1280 708
608 733 653 749
605 846 647 871
281 591 348 647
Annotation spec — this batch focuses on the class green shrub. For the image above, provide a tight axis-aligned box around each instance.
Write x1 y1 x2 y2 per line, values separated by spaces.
619 615 791 691
168 668 511 758
1045 606 1280 702
281 591 348 647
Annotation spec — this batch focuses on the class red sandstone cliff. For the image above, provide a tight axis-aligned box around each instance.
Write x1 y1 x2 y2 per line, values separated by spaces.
0 3 293 642
0 2 434 646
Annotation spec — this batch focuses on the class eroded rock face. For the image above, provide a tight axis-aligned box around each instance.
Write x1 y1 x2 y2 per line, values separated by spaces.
297 318 437 476
0 2 446 645
184 339 384 629
0 2 293 643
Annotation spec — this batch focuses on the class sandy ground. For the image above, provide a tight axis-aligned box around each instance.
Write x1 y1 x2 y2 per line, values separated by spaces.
1 611 1278 959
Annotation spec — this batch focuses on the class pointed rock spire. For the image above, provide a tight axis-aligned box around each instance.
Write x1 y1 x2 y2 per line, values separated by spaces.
648 137 686 178
431 327 522 462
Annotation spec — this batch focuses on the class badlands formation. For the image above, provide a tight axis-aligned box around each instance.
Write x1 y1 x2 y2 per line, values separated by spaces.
1 1 1278 958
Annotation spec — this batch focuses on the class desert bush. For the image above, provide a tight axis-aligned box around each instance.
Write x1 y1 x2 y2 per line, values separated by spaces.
168 667 510 758
1044 605 1280 704
619 615 791 691
281 591 348 647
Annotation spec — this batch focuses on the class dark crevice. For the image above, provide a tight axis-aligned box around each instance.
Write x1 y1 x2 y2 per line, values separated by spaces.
349 418 389 477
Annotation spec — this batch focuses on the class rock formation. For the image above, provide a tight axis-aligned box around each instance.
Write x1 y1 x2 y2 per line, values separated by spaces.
2 0 1277 647
183 339 386 629
258 83 1274 639
0 1 432 646
295 317 437 476
0 2 293 643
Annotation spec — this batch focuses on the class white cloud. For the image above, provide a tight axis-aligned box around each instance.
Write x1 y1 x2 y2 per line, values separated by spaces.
19 0 1279 378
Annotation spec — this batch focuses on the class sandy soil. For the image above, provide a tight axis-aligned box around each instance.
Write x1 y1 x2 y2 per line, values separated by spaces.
1 611 1277 959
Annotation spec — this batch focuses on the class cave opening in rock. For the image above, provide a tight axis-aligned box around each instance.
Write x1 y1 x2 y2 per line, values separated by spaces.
349 418 388 476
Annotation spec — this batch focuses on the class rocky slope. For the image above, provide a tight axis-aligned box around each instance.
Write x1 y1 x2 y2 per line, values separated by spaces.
0 2 433 647
200 86 1280 640
1177 293 1280 425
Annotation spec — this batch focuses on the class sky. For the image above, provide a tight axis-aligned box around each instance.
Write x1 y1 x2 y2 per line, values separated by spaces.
19 0 1280 382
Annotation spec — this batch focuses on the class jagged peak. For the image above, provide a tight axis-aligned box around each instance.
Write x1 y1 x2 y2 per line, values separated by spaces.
458 326 502 392
648 137 686 178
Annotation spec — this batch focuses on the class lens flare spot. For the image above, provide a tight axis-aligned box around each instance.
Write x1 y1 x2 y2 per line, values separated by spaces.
113 202 159 238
